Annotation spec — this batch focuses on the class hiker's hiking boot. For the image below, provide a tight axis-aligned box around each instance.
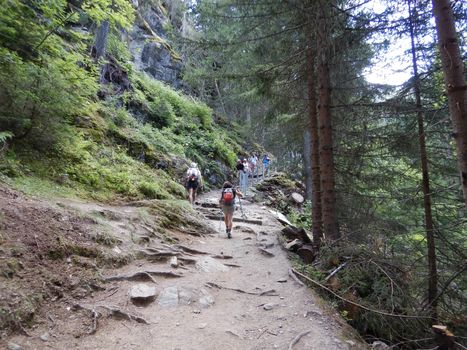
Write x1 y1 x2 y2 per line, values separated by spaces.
227 229 232 239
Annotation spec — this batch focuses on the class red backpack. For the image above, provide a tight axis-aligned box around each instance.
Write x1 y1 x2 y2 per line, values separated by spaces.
222 188 235 205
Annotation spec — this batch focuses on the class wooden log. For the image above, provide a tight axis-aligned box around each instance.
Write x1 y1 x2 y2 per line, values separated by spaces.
297 245 316 264
285 239 303 251
432 325 455 350
282 226 312 244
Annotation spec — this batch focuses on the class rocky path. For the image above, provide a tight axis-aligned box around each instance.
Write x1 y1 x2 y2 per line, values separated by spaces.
6 191 365 350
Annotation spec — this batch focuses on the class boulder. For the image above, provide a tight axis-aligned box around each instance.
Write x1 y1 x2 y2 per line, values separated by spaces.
129 284 157 303
196 256 229 273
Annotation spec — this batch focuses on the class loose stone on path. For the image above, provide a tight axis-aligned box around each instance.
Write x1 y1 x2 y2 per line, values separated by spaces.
157 286 179 307
130 284 157 303
196 256 229 273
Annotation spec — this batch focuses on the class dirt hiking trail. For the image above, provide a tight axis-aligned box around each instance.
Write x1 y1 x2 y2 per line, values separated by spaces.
5 189 365 350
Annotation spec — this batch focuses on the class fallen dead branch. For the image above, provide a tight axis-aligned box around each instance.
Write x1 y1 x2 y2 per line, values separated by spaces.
205 282 278 296
324 262 347 282
288 268 305 287
291 268 432 319
288 330 312 350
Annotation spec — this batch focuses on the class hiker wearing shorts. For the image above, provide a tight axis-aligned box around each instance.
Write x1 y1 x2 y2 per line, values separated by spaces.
185 162 202 205
219 181 243 239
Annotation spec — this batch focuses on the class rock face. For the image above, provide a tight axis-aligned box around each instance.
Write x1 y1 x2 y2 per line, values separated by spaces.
140 42 183 87
129 4 183 89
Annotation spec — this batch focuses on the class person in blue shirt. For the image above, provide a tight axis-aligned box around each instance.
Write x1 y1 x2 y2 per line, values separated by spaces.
262 154 270 177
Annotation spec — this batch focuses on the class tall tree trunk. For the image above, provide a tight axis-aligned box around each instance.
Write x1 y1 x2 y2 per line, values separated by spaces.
93 20 110 60
303 129 313 200
408 0 438 320
431 0 467 208
306 33 324 246
317 3 339 241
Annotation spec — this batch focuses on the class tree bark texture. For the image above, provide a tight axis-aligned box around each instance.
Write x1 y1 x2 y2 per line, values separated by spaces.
431 0 467 208
306 36 324 246
303 129 313 201
316 3 339 241
409 0 438 320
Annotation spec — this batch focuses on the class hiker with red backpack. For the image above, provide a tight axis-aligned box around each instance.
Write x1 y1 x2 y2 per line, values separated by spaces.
219 181 243 239
185 162 202 205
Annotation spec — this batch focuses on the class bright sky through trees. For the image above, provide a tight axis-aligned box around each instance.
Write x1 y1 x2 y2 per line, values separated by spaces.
362 1 413 85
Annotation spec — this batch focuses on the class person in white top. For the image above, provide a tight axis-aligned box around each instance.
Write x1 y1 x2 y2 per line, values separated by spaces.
185 162 202 204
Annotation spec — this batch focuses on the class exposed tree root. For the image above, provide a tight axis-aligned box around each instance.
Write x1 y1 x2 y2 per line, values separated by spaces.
288 268 305 287
178 257 197 265
73 304 150 329
104 271 157 283
288 330 312 350
104 270 182 283
258 247 274 257
211 254 233 259
99 305 149 324
140 249 180 260
224 263 241 268
140 224 164 239
173 244 209 255
205 282 278 296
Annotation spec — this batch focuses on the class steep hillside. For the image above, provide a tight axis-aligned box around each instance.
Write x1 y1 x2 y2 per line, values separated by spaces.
0 0 242 201
0 0 247 338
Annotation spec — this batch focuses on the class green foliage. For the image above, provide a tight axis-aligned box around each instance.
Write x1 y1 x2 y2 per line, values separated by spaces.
107 32 132 63
82 0 135 29
289 200 312 230
0 0 244 200
0 131 13 144
0 47 98 149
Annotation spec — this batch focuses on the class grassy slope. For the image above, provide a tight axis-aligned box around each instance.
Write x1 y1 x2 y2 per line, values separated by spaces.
1 41 243 201
0 4 245 335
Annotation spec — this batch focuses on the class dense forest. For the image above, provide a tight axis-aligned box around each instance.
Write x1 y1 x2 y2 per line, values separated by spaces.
0 0 466 349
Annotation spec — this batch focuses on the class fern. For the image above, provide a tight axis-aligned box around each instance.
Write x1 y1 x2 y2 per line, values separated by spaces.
0 131 13 143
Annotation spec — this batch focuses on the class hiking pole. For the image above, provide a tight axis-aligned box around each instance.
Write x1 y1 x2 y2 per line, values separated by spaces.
218 209 224 234
238 196 247 219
